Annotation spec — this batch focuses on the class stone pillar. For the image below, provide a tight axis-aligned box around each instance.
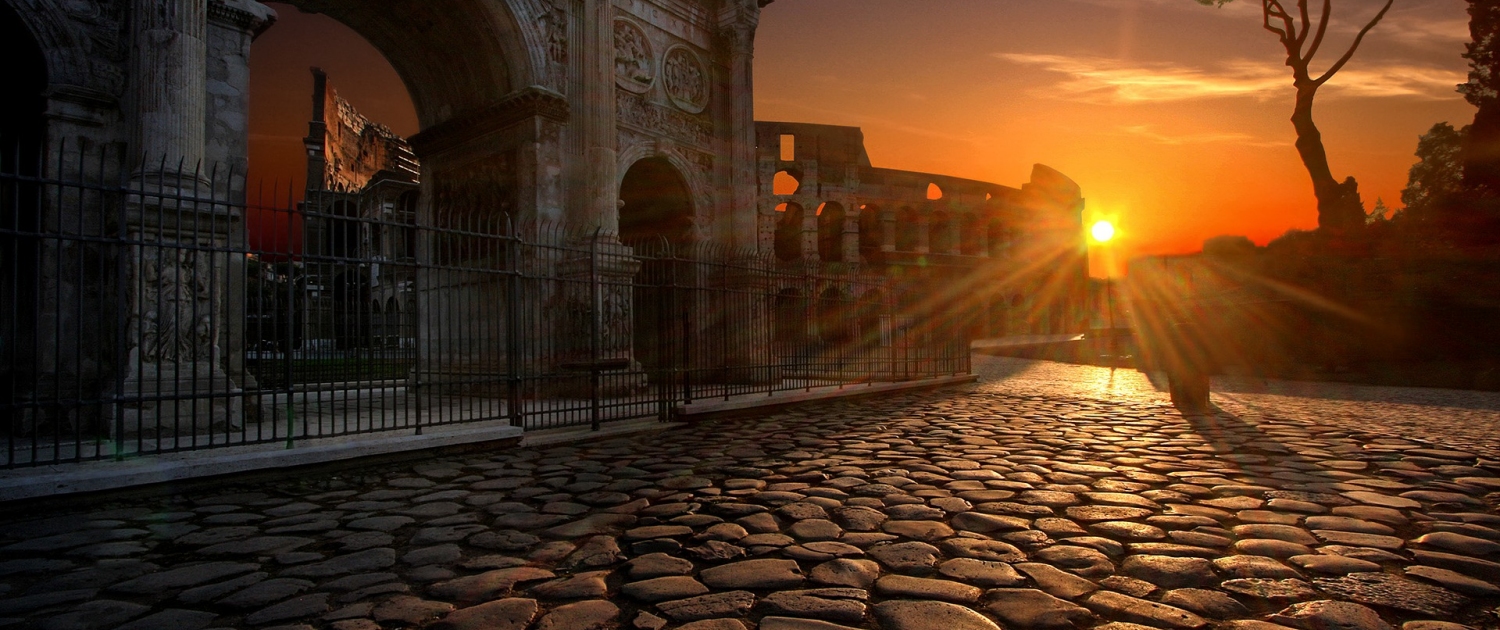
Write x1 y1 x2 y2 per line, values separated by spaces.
842 208 859 263
722 1 761 248
558 237 644 395
581 0 618 233
132 0 209 175
915 214 931 254
119 0 242 436
801 203 818 262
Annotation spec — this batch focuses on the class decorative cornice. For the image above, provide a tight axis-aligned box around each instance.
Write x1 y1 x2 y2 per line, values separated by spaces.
408 86 570 158
208 0 276 37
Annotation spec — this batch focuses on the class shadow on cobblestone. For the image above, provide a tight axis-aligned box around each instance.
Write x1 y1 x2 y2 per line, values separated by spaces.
2 386 1500 630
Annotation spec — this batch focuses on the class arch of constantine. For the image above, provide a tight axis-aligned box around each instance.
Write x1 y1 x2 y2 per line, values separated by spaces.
0 0 1086 462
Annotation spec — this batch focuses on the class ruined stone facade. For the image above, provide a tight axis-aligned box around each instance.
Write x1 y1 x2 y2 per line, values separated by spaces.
299 70 420 352
756 122 1089 337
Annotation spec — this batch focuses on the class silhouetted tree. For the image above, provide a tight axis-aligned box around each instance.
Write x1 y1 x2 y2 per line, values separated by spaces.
1366 198 1393 224
1460 0 1500 193
1198 0 1393 235
1401 122 1468 220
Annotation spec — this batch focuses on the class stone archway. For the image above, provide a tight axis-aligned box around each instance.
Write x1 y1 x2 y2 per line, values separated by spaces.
618 157 695 246
0 2 47 431
618 157 695 375
279 0 531 130
0 2 46 159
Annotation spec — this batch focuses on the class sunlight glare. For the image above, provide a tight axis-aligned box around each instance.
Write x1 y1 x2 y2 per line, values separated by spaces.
1091 220 1116 243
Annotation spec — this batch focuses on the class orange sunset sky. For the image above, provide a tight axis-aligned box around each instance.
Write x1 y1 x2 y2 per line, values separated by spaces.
248 0 1476 275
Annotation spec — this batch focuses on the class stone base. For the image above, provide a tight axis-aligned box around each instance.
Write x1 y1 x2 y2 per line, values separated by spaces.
118 367 243 436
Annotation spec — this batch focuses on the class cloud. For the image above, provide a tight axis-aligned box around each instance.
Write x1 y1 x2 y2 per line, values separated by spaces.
999 53 1285 102
1118 124 1287 148
997 53 1463 103
1384 15 1469 48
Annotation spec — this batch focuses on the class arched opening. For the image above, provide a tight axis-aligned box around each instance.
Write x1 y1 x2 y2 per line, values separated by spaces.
857 290 886 347
384 296 401 348
818 287 850 344
988 220 1009 257
0 3 47 429
960 214 983 255
264 1 519 131
775 288 807 344
332 271 371 350
773 169 801 196
858 204 883 264
249 5 423 214
816 202 844 263
927 183 943 200
0 3 46 161
619 158 695 245
395 190 418 261
619 158 694 376
325 200 361 259
896 207 919 251
929 211 953 254
774 202 804 261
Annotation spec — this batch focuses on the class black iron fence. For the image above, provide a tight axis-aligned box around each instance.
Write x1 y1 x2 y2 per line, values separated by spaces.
0 146 969 467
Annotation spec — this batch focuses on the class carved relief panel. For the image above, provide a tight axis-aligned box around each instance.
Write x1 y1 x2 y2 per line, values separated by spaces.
662 45 708 114
614 19 654 94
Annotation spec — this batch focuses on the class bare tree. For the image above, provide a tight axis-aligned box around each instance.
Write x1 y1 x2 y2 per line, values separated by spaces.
1200 0 1394 234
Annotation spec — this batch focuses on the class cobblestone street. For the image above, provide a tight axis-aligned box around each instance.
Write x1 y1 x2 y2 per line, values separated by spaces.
3 358 1500 630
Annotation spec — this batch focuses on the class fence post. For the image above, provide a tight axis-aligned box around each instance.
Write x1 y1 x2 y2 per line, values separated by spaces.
506 215 522 428
590 228 602 432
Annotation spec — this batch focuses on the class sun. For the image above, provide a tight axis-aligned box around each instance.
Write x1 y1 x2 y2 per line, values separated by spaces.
1090 220 1116 243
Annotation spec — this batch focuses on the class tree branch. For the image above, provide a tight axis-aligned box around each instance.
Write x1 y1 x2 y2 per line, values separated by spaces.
1295 0 1311 46
1313 0 1394 85
1264 0 1300 51
1303 0 1333 61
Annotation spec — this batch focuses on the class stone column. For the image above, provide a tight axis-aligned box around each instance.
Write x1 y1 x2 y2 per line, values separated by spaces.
722 1 761 248
132 0 209 176
119 0 242 436
842 207 859 263
801 203 818 262
581 0 618 233
915 214 931 254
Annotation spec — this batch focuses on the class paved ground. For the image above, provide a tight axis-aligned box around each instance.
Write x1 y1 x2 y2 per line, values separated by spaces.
2 357 1500 630
971 356 1500 458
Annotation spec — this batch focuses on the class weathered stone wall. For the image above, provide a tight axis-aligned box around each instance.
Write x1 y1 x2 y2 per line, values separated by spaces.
754 121 1090 337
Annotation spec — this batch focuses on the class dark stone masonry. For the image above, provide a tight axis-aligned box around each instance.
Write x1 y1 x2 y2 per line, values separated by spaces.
2 367 1499 630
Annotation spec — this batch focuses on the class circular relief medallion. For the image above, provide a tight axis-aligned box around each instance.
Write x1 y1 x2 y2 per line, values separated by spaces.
614 19 654 93
662 45 709 114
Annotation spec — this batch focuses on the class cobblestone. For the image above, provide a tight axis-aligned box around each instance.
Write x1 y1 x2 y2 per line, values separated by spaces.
1 357 1499 628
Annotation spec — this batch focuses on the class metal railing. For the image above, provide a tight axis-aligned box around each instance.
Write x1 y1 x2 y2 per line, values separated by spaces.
0 145 969 467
